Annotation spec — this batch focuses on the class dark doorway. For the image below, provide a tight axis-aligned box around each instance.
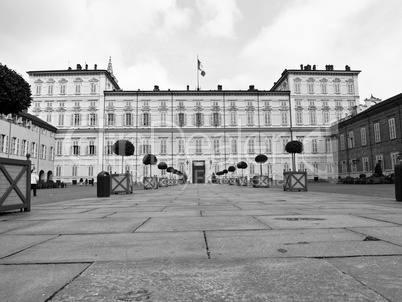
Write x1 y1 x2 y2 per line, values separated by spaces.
192 160 205 183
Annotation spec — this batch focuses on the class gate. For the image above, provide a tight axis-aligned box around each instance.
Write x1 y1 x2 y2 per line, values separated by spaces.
192 161 205 183
0 157 31 213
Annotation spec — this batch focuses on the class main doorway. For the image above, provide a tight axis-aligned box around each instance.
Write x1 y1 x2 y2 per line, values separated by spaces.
192 160 205 183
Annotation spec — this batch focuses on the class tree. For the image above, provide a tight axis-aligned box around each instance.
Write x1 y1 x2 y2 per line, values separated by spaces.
285 141 303 172
113 140 135 173
0 63 32 115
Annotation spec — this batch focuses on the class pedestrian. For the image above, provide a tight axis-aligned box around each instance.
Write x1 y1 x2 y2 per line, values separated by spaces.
79 178 83 186
31 168 39 197
91 178 94 186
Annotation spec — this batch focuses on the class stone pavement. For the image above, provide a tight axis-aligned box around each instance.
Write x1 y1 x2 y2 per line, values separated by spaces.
1 183 402 301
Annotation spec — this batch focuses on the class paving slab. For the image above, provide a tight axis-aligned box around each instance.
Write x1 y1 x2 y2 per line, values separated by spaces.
355 213 402 225
0 234 58 258
0 232 207 263
136 216 270 232
328 256 402 302
206 229 402 259
255 214 398 229
0 220 45 234
6 217 149 235
348 226 402 246
0 263 91 302
109 210 201 218
201 209 299 216
162 205 240 212
49 259 388 302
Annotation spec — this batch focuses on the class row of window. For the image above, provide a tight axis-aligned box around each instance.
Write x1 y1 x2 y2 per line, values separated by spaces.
0 135 54 160
293 78 354 95
52 111 337 127
34 78 98 95
339 118 397 150
340 153 400 174
57 136 330 157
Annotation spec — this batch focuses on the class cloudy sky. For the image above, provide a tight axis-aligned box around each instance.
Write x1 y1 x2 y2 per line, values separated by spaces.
1 0 401 102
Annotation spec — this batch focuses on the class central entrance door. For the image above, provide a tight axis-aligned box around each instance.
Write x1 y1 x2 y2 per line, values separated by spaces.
192 160 205 183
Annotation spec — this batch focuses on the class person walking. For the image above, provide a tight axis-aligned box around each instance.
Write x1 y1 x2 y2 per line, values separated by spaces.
31 168 39 197
85 178 88 186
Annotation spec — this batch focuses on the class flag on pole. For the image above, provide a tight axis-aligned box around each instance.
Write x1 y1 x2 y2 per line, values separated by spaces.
198 59 206 77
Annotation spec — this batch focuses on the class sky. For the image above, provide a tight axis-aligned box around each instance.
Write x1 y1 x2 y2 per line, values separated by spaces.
1 0 401 103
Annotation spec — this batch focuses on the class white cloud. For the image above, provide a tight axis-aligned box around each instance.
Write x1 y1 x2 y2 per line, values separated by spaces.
196 0 243 38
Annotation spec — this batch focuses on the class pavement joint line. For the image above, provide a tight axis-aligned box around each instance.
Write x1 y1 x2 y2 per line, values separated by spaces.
131 217 151 233
251 215 273 229
325 260 394 302
0 234 60 260
203 231 211 259
159 206 168 212
345 227 402 248
43 262 93 302
200 210 203 217
353 214 402 226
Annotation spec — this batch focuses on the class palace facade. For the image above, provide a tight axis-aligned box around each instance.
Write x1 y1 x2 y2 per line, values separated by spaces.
27 60 361 183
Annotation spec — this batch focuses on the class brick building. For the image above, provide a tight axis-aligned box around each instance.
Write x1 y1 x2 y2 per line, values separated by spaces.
331 93 402 177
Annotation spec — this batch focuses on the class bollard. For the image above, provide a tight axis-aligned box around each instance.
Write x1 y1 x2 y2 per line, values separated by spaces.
395 162 402 201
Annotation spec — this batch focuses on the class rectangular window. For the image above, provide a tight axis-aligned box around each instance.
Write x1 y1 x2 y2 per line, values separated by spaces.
36 85 41 95
347 82 354 94
362 157 370 172
212 112 219 126
143 113 150 126
60 84 66 94
334 82 340 94
323 111 330 124
49 146 54 160
231 138 237 154
374 123 381 143
40 144 46 159
340 134 345 151
195 112 202 126
325 137 331 153
89 114 96 126
58 114 64 126
88 139 96 155
348 100 355 107
72 140 80 155
48 85 53 94
88 166 94 176
296 111 303 125
73 114 81 126
389 118 396 139
75 84 81 94
348 131 355 148
248 138 255 153
125 113 132 126
46 114 52 123
178 139 185 154
309 111 316 125
281 111 288 125
294 82 301 93
336 111 343 120
72 166 78 177
160 138 167 154
230 111 237 125
264 111 271 125
282 137 289 152
307 82 314 94
213 138 220 154
320 82 327 93
265 137 272 153
56 140 62 155
391 152 400 170
90 83 97 93
106 140 114 155
107 113 114 126
178 113 185 126
195 138 202 154
247 112 254 125
312 137 318 153
360 128 367 146
56 166 61 177
160 112 166 126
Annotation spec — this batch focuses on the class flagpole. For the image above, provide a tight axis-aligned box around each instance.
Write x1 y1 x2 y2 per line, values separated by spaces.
197 55 199 90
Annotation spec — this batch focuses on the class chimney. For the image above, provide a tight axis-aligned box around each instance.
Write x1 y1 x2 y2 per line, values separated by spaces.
217 85 222 91
77 64 82 70
85 64 88 70
345 65 351 71
313 65 316 70
187 85 189 91
94 64 97 70
249 85 255 91
300 64 304 70
153 85 159 91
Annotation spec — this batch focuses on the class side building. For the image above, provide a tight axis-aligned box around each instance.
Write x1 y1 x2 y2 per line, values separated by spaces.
271 64 361 179
0 111 57 181
331 93 402 177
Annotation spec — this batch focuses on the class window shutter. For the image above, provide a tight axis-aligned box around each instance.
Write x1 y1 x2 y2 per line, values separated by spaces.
192 113 196 126
70 114 73 126
184 113 187 126
86 146 88 155
219 113 222 126
174 113 178 125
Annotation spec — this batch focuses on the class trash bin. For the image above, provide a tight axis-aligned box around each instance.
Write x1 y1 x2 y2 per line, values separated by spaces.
97 171 110 197
395 162 402 201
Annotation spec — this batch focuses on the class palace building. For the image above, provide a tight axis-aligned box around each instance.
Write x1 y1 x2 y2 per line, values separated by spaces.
27 60 361 183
